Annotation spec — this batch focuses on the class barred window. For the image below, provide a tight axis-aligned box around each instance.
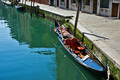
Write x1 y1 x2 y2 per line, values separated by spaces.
100 0 109 8
72 0 75 3
79 0 81 3
61 0 64 2
86 0 90 5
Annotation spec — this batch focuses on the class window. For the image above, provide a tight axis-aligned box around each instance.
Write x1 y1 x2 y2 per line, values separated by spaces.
100 0 109 8
85 0 90 5
79 0 81 3
61 0 64 2
72 0 75 3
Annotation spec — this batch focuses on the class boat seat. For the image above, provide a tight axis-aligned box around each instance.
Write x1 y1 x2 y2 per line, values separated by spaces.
57 27 66 33
77 47 84 50
63 33 73 39
70 37 80 50
57 27 73 39
74 51 80 54
82 55 89 61
80 54 85 58
63 33 71 36
64 38 71 45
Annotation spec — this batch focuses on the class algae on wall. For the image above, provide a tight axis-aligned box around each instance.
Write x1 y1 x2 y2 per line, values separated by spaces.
65 21 120 80
16 3 120 80
18 3 65 22
44 11 65 22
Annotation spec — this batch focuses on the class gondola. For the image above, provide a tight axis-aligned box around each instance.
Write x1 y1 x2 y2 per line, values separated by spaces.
5 1 11 6
2 0 6 4
53 21 109 79
15 5 25 11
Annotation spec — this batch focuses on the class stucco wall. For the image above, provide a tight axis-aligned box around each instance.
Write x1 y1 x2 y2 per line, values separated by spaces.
82 5 92 13
71 3 77 10
99 8 109 16
35 0 49 5
60 2 65 9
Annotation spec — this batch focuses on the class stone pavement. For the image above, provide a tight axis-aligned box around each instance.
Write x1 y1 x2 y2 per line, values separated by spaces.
20 1 75 17
78 13 120 54
20 1 120 68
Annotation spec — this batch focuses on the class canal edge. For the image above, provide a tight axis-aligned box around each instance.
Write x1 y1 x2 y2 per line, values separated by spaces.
18 1 120 80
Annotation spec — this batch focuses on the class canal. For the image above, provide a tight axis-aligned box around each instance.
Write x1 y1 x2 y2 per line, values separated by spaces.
0 1 102 80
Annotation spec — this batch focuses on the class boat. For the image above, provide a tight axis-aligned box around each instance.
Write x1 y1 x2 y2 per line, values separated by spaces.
53 21 109 79
15 5 25 11
5 1 11 6
2 0 7 4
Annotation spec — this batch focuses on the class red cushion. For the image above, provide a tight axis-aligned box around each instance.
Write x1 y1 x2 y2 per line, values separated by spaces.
77 47 84 50
70 37 80 49
64 38 71 45
74 51 80 54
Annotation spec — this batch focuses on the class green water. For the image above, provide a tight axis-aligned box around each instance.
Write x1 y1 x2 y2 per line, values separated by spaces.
0 2 102 80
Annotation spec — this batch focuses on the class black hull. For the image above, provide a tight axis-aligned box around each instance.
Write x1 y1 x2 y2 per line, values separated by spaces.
58 37 108 79
53 22 108 79
15 6 25 11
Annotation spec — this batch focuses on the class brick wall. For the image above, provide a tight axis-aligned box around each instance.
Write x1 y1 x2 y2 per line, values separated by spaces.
35 0 49 5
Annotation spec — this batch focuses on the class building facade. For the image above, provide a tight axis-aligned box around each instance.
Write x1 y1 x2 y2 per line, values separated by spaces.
81 0 110 15
34 0 49 5
49 0 81 10
81 0 120 18
27 0 120 18
110 0 120 18
81 0 94 13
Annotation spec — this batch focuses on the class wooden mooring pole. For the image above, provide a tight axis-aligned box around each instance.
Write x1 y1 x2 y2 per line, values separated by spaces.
74 3 80 37
33 0 35 7
82 32 84 43
22 0 23 6
33 0 35 13
25 0 26 7
36 5 39 15
30 0 33 16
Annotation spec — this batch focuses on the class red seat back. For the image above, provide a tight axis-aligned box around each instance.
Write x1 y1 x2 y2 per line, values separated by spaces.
71 37 78 45
71 37 79 49
64 38 71 45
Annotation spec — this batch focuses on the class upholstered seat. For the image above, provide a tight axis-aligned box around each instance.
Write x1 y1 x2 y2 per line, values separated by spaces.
70 37 80 50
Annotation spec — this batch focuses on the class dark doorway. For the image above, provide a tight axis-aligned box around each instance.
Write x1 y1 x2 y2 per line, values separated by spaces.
50 0 54 6
119 7 120 19
66 0 69 9
112 3 118 17
57 0 59 7
93 0 97 14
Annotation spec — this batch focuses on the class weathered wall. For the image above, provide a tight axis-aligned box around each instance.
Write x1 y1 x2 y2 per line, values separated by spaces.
60 2 65 9
30 0 49 5
99 8 109 16
65 21 120 80
81 0 93 13
71 3 77 10
36 0 49 5
19 3 120 79
19 3 65 22
82 5 92 13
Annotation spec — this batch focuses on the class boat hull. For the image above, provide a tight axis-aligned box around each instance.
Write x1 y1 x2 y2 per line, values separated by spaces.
6 3 11 6
5 1 12 6
15 6 25 11
54 24 108 79
58 36 107 79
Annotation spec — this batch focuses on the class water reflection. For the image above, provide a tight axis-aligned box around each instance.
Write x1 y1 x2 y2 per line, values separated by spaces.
0 2 102 80
55 46 102 80
32 48 56 55
8 10 56 48
0 3 57 80
0 20 9 28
